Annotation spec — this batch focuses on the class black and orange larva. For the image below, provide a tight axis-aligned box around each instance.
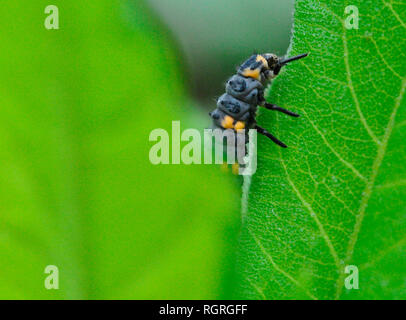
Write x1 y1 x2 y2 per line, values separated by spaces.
209 52 308 148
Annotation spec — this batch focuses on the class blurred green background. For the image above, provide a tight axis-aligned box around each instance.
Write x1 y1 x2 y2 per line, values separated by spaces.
0 0 293 299
148 0 294 102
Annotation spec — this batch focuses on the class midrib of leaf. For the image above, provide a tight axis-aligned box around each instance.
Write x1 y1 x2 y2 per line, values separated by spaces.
335 77 406 298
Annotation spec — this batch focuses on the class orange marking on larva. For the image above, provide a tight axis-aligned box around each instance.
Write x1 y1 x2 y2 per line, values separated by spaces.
242 68 261 80
232 163 239 175
256 55 268 69
234 121 245 132
221 115 234 129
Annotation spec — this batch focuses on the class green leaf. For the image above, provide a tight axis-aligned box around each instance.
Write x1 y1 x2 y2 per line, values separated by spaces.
0 0 239 299
237 0 406 299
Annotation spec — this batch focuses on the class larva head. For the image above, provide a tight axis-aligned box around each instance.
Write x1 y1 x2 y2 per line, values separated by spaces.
262 52 308 81
263 53 279 70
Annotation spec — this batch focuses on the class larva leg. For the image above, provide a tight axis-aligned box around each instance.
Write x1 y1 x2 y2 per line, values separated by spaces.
255 125 287 148
262 103 300 117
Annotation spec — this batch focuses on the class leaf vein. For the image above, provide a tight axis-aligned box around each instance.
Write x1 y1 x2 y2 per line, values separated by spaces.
343 28 381 145
279 151 342 269
248 229 318 300
370 36 403 79
334 78 406 299
302 109 368 181
383 0 406 29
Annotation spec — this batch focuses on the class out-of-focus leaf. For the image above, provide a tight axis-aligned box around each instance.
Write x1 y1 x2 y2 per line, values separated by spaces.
238 0 405 299
0 0 239 299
